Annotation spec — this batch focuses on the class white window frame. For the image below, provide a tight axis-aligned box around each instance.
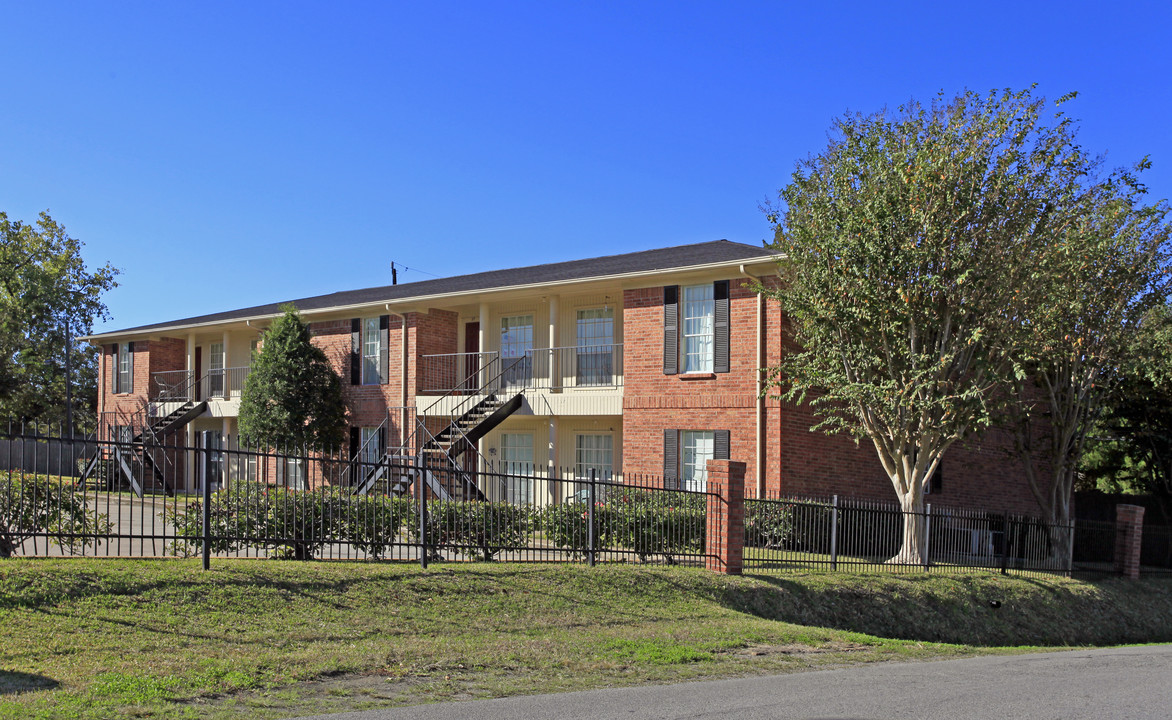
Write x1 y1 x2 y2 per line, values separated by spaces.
574 433 614 482
500 432 534 504
681 430 715 492
116 344 132 393
362 317 383 385
208 342 225 396
500 315 534 359
360 426 382 465
682 284 714 373
284 457 306 490
575 308 615 386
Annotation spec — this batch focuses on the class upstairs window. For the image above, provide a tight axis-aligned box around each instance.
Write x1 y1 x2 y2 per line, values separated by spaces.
682 285 714 373
362 317 382 384
663 281 729 375
113 342 134 394
351 316 389 385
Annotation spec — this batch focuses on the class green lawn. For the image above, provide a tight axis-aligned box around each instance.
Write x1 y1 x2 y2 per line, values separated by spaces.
1 559 1169 719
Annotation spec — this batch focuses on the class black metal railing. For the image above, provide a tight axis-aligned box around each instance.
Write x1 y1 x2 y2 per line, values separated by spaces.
0 423 1155 579
742 494 1099 578
420 345 624 395
149 367 250 402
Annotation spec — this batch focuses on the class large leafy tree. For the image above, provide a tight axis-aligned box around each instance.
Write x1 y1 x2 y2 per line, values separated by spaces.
1080 305 1172 525
238 305 347 453
0 211 119 431
1008 168 1170 558
762 88 1085 564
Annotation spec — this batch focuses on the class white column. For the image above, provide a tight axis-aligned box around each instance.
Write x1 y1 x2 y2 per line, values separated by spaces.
548 295 559 391
478 301 489 387
222 331 230 398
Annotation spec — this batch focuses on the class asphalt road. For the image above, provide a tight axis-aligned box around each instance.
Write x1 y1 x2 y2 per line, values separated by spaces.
297 644 1172 720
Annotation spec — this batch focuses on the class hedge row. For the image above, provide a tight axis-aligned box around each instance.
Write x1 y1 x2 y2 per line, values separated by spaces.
170 484 798 562
0 472 112 558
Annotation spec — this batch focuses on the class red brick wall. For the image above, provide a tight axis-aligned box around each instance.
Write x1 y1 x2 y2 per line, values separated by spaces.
621 279 1051 517
310 317 406 435
623 280 765 486
100 337 185 421
309 310 456 449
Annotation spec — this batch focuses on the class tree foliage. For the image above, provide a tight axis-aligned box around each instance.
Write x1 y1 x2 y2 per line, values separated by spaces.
1080 305 1172 524
237 306 347 453
1008 165 1170 549
0 211 119 428
762 88 1097 563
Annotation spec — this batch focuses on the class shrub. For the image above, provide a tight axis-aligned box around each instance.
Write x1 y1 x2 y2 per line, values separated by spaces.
407 500 532 561
606 489 705 564
744 500 794 549
0 471 113 558
339 494 410 560
539 500 612 558
170 483 345 560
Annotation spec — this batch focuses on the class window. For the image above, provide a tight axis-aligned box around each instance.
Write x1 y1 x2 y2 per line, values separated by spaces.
351 316 388 385
682 285 714 373
575 434 613 481
500 432 534 504
663 281 728 375
284 458 306 490
681 430 715 492
362 317 383 384
114 343 133 393
664 428 729 491
113 424 134 445
360 426 383 464
208 342 225 397
576 308 614 385
500 315 533 387
243 452 258 483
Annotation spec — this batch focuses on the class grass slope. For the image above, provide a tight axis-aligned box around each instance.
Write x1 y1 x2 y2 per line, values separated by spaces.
0 559 1169 719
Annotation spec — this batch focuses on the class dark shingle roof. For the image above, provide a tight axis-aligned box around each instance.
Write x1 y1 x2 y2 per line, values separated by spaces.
96 239 776 336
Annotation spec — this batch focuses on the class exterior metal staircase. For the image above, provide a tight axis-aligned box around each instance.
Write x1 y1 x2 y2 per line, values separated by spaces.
81 400 207 497
354 352 530 500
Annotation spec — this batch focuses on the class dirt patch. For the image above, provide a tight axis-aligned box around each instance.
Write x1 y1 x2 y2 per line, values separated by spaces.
730 642 872 658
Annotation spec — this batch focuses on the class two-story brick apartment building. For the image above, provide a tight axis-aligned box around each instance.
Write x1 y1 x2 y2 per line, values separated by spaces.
86 240 1045 514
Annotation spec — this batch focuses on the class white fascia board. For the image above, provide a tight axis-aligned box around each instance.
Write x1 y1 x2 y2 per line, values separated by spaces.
83 255 783 342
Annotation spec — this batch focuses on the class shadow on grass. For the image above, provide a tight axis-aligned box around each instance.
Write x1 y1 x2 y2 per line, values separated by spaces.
724 571 1172 648
0 670 59 695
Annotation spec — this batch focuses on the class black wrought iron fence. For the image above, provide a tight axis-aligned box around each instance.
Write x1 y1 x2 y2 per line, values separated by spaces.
742 494 1104 578
1142 524 1172 575
0 424 718 567
0 423 1160 579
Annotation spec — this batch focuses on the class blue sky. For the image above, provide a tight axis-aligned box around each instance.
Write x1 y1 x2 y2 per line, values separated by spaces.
2 1 1169 333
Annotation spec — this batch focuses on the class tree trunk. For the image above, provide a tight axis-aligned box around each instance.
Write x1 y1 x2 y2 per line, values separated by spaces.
889 492 927 566
1045 522 1072 570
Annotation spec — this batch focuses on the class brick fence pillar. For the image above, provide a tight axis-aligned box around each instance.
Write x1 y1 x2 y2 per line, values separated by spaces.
1113 504 1146 580
705 459 745 575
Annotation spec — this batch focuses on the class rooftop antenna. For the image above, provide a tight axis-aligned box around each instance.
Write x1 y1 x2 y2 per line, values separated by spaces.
391 262 398 285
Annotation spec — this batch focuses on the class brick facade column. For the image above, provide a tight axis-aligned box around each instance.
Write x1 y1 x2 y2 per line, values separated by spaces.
705 459 745 575
1114 504 1145 580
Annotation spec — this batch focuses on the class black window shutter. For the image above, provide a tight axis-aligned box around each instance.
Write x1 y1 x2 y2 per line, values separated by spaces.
379 315 390 385
350 319 361 385
931 465 943 494
378 425 387 455
713 280 730 373
714 430 730 460
349 427 359 459
127 341 135 393
663 286 679 375
663 429 678 483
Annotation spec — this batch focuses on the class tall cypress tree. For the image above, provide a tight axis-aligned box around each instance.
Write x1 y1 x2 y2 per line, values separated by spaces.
238 305 347 453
